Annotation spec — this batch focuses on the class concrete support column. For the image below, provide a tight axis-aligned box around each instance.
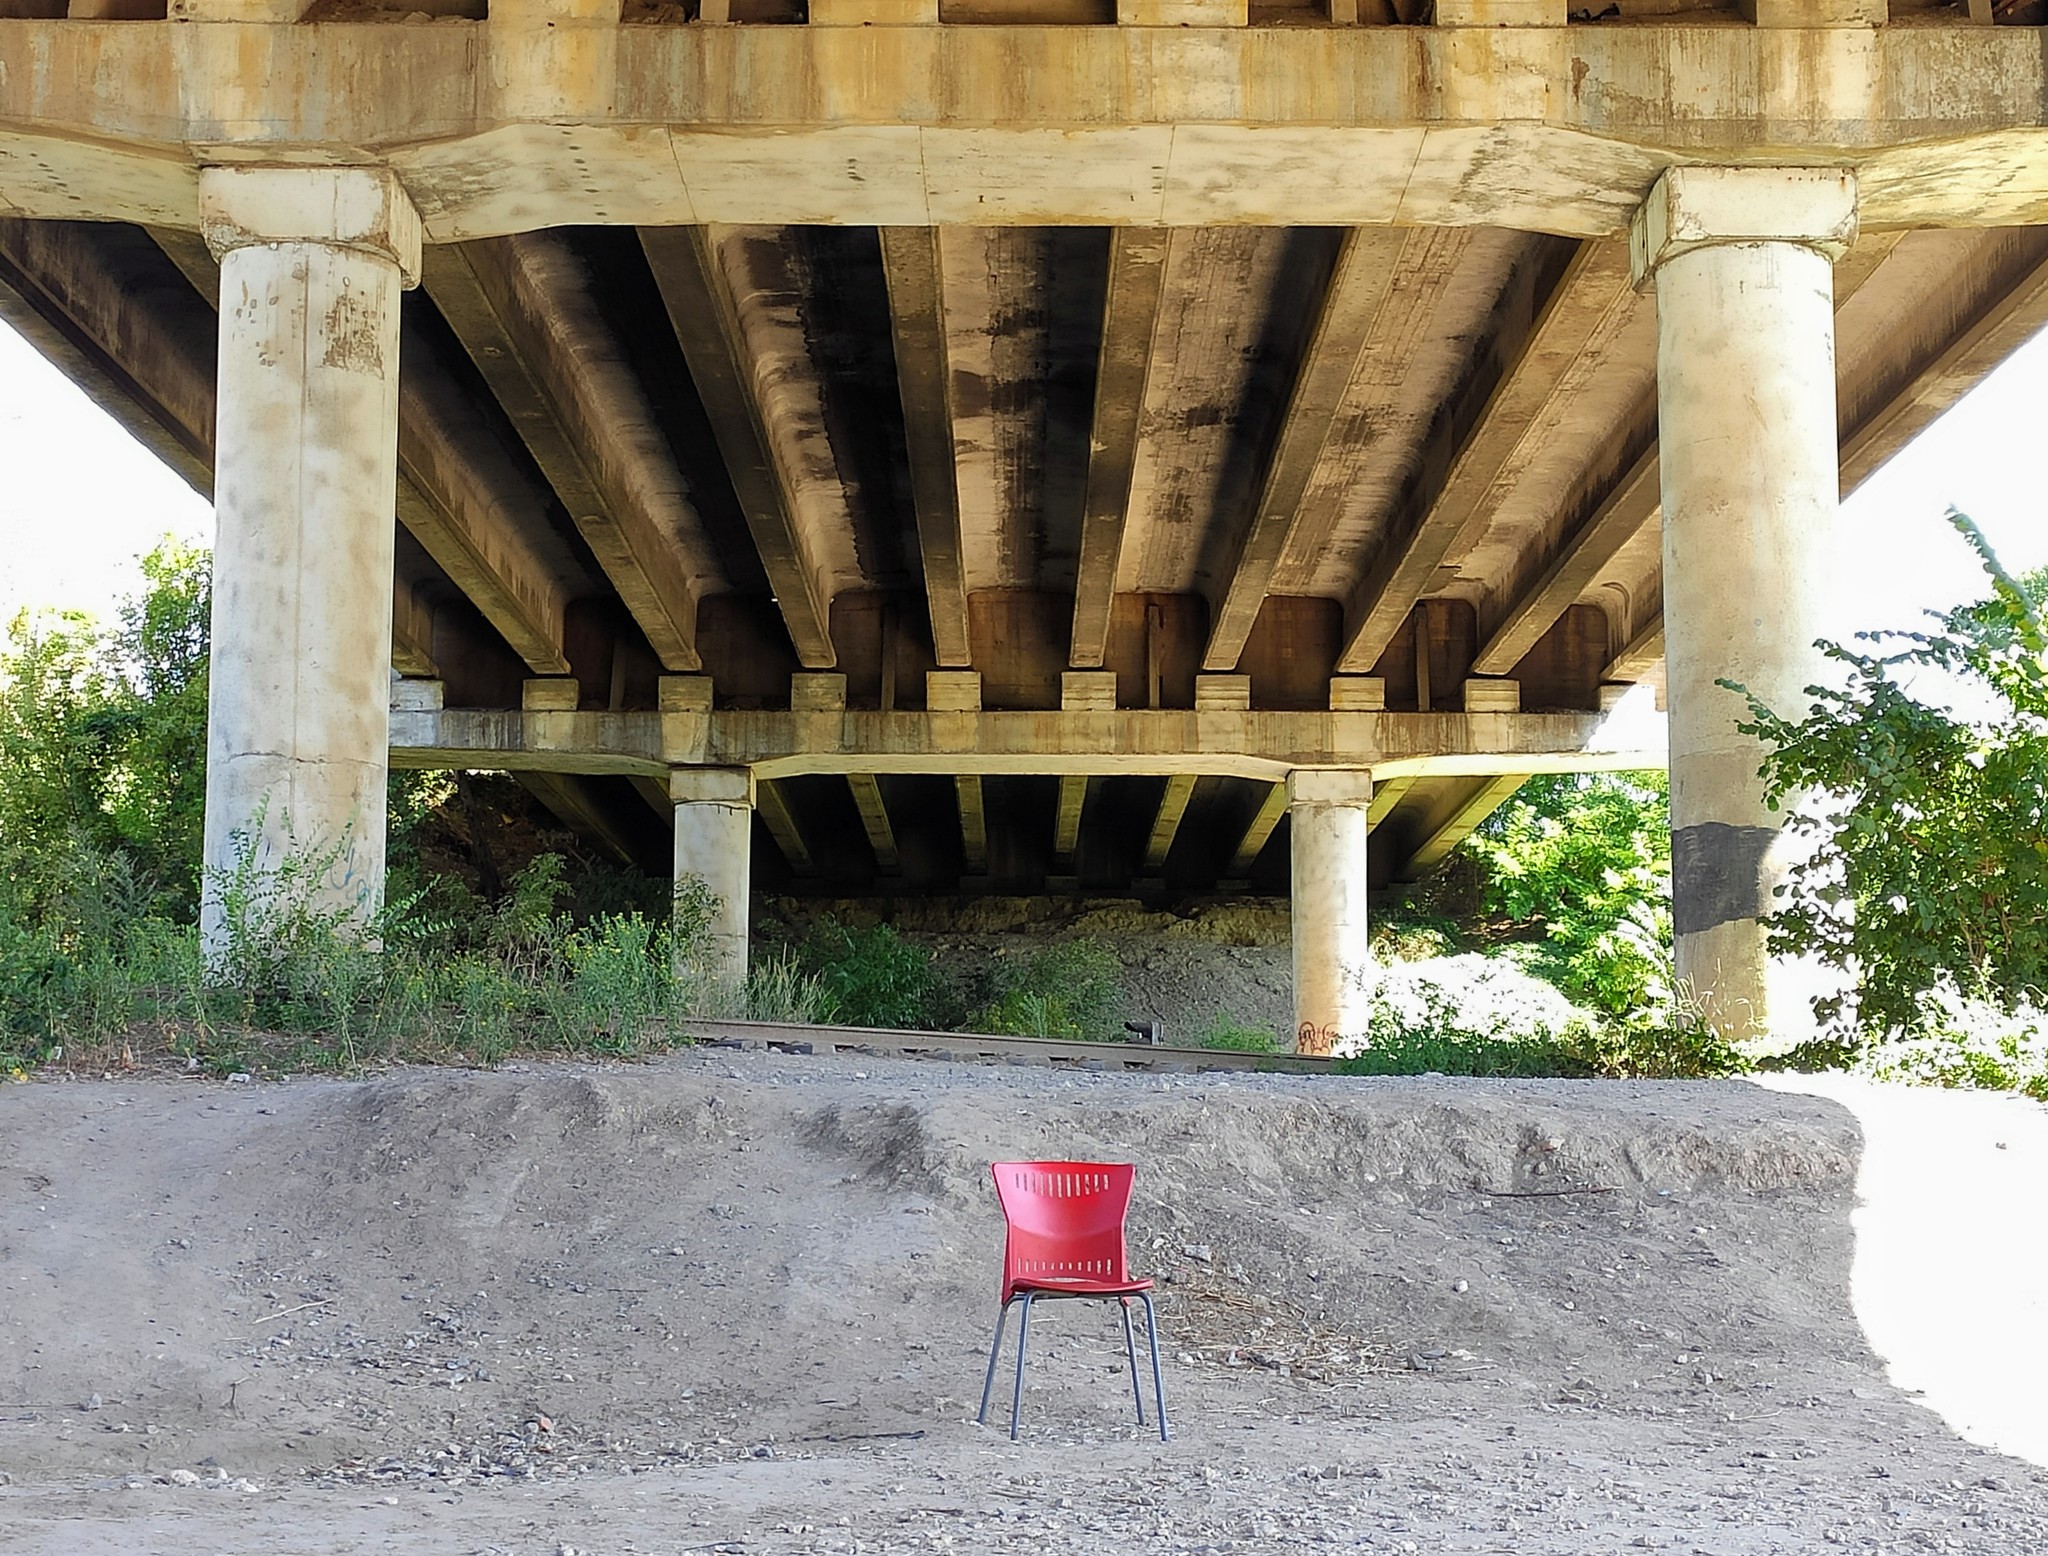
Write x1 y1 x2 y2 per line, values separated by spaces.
197 166 421 962
1289 770 1374 1056
1632 168 1857 1045
672 768 754 990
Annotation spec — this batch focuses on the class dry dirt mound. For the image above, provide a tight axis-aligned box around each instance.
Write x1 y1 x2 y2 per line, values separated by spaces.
2 1052 2046 1554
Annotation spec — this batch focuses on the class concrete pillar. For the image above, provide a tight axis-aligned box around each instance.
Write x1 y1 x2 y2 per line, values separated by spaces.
1289 770 1375 1056
672 768 754 989
196 166 421 963
1631 168 1857 1046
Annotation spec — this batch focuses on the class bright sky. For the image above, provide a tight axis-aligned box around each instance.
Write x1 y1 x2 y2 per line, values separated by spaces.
2 310 2047 636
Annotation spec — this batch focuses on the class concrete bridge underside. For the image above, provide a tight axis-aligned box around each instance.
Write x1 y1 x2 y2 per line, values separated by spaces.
4 11 2044 1047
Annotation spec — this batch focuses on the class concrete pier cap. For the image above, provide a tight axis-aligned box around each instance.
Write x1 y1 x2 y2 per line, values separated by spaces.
199 165 423 286
1629 167 1859 288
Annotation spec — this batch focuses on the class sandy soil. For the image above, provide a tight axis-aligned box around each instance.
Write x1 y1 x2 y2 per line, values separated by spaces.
3 1050 2046 1554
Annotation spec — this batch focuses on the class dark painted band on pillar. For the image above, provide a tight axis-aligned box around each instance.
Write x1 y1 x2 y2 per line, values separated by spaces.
1671 821 1776 937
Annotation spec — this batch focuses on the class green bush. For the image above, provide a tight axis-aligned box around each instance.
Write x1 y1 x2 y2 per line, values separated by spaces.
1732 509 2048 1042
792 917 938 1029
1329 954 1747 1080
973 939 1123 1040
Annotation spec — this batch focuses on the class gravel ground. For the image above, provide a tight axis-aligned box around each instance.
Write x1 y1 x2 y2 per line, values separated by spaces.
2 1048 2046 1554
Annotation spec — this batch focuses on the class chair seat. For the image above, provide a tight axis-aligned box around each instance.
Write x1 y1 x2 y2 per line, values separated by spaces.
1013 1274 1155 1297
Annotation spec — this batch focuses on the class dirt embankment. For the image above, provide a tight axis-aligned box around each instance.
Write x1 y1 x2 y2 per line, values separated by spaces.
3 1053 2046 1554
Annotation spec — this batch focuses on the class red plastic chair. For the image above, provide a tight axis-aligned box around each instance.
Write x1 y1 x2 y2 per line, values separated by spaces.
977 1161 1169 1441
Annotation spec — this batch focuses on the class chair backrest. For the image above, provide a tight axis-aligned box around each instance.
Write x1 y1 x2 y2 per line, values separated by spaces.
990 1161 1137 1304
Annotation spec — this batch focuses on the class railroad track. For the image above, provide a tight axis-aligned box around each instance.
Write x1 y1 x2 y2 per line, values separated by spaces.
680 1017 1333 1074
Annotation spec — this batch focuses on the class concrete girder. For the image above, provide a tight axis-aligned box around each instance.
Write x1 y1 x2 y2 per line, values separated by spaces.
753 777 817 876
1053 773 1089 870
0 218 215 497
1202 227 1410 673
955 775 989 874
1141 773 1199 874
1396 772 1530 879
1070 228 1169 671
516 771 641 868
879 226 972 670
16 28 2048 235
1222 778 1288 880
420 235 709 672
1364 773 1415 829
386 705 1666 782
1338 237 1631 675
1469 226 1921 682
1839 233 2048 494
638 226 838 670
846 772 902 875
1603 618 1664 685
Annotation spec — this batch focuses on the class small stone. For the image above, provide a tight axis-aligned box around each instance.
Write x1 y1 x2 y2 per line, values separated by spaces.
1452 1279 1469 1294
83 1393 102 1412
1181 1244 1213 1264
167 1469 201 1486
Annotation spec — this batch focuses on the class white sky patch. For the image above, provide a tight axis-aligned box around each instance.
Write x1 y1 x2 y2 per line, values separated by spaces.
0 321 211 626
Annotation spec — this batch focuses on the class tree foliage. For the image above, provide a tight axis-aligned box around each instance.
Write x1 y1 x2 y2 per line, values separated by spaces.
0 540 210 921
1461 771 1675 1021
1730 508 2048 1040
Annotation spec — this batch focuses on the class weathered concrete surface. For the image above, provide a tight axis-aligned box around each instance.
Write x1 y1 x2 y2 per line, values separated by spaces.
1640 168 1852 1046
385 703 1668 782
197 166 418 958
9 25 2048 235
671 766 754 987
1288 769 1374 1055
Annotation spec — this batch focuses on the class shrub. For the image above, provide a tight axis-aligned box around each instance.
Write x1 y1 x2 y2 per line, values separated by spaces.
792 918 938 1029
1850 984 2048 1101
1333 954 1602 1077
973 939 1123 1040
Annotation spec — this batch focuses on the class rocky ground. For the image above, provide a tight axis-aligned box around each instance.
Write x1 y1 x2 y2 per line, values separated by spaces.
2 1048 2046 1553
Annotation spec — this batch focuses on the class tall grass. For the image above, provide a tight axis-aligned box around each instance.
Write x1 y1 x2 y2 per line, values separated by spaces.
0 836 826 1078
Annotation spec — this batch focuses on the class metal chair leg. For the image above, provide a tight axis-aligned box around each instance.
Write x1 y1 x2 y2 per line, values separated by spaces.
977 1300 1011 1426
1009 1291 1036 1441
1119 1297 1145 1424
1138 1291 1168 1441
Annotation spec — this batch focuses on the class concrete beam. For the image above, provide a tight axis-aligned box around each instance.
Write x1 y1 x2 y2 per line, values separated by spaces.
421 235 706 671
846 772 901 875
1471 225 1909 681
1471 443 1658 677
1223 779 1288 878
517 771 640 867
1203 227 1409 673
1840 242 2048 494
1070 228 1169 670
15 28 2048 235
388 705 1666 782
955 775 989 874
1398 772 1529 879
1340 238 1633 674
753 777 816 876
1364 773 1415 829
0 218 215 496
1603 618 1664 685
1053 773 1089 869
1141 773 1198 874
639 226 837 669
880 227 972 670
